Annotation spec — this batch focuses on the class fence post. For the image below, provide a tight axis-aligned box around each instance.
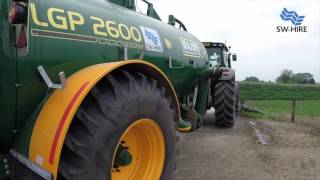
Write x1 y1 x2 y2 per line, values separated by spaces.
291 99 296 122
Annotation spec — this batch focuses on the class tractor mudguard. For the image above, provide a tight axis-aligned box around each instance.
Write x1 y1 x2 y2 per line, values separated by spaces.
218 67 235 81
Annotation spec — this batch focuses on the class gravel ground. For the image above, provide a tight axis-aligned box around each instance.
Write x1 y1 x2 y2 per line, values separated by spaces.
173 109 320 180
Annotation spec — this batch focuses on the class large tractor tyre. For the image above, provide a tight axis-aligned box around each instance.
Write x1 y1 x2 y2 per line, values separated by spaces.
58 70 176 180
235 90 241 113
235 83 241 113
213 80 236 128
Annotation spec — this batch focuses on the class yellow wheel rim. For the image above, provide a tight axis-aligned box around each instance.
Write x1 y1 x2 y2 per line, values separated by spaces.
112 119 165 180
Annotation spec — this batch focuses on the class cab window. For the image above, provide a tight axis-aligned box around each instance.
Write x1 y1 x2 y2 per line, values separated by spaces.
223 49 229 67
206 48 222 67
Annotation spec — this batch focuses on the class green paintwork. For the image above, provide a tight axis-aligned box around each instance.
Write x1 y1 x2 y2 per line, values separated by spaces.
194 78 209 129
0 0 17 152
0 155 10 179
0 0 210 168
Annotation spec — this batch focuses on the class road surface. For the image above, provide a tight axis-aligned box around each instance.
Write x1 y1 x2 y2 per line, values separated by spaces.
174 110 320 180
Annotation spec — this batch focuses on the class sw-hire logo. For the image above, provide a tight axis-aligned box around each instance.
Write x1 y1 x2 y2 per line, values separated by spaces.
276 8 307 32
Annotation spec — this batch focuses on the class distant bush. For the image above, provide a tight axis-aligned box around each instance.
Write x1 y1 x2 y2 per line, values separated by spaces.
276 69 316 84
238 82 320 100
244 76 260 82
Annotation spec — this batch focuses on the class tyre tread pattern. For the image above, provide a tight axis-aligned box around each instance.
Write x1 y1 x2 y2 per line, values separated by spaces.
58 70 176 180
214 80 236 128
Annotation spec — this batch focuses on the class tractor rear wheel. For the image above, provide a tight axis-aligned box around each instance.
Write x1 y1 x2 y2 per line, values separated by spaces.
58 70 176 180
235 90 241 113
213 80 236 128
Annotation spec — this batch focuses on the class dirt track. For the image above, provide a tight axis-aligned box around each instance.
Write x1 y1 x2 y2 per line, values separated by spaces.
173 109 320 180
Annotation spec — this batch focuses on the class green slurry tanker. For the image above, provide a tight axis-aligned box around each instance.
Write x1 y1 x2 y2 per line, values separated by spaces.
0 0 235 179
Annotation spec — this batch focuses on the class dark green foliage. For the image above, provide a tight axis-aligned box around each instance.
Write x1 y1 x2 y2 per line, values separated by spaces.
244 76 260 82
239 82 320 100
276 69 293 83
292 73 316 84
276 69 316 84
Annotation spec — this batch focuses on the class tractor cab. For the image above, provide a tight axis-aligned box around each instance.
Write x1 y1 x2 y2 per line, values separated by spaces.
203 42 237 69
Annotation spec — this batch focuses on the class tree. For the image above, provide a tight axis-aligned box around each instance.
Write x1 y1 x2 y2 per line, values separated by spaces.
292 73 316 84
276 69 293 83
309 78 316 84
276 69 316 84
244 76 260 82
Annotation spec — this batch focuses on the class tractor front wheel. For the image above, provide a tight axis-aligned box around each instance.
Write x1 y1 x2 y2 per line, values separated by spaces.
213 80 236 128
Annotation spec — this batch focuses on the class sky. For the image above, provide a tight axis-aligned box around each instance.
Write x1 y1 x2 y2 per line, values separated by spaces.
137 0 320 82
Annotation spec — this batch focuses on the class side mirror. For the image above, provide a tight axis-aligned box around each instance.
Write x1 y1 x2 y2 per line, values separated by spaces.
232 54 237 61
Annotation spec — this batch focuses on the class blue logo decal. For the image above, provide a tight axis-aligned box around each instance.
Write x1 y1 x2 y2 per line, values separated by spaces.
140 26 163 52
280 8 305 26
145 30 159 45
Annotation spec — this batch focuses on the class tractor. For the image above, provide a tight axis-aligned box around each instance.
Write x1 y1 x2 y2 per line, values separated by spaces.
0 0 216 179
203 42 239 128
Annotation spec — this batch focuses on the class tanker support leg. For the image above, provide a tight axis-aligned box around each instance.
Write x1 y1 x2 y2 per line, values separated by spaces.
195 79 209 129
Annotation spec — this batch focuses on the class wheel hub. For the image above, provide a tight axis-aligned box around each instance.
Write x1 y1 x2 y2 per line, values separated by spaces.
114 145 132 167
111 119 165 180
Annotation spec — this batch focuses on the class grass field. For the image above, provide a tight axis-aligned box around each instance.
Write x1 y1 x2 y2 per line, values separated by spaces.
239 82 320 100
241 100 320 120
